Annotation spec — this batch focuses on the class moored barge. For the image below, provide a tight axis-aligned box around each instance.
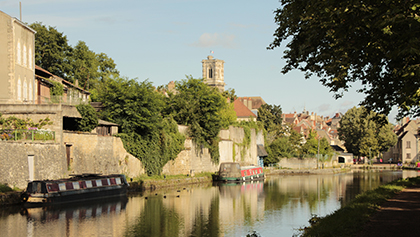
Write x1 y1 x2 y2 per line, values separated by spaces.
215 162 265 182
22 174 129 206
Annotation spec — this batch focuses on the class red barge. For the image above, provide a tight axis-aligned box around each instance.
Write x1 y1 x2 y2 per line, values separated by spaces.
215 162 265 182
22 174 129 206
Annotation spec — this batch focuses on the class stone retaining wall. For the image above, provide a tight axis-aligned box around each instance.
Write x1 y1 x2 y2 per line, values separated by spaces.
278 157 340 169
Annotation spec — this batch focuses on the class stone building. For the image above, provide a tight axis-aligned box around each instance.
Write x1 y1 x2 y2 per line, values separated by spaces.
383 118 419 164
202 55 225 92
0 10 36 104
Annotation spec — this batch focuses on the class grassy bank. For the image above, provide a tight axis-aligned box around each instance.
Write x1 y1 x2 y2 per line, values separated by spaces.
300 176 420 237
128 172 214 191
0 183 13 193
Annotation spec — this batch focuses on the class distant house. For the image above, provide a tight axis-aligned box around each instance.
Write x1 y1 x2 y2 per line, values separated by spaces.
233 99 257 122
282 110 346 150
383 118 419 164
35 65 90 105
236 96 266 116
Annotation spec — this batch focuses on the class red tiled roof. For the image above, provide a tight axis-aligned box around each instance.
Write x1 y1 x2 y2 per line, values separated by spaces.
233 99 256 118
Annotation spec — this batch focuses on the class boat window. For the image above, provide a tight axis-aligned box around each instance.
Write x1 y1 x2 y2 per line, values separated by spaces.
116 178 122 185
47 183 59 192
59 183 66 191
73 182 80 189
96 180 102 187
86 180 93 188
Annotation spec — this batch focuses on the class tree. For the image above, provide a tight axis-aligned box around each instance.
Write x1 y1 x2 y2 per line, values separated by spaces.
68 41 100 90
165 76 234 162
301 130 319 156
30 22 72 78
30 23 120 94
97 77 164 136
76 103 98 132
338 106 397 158
96 77 184 176
257 104 283 132
268 1 420 118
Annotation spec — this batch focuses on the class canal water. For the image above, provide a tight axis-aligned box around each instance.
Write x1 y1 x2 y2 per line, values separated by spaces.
1 170 419 237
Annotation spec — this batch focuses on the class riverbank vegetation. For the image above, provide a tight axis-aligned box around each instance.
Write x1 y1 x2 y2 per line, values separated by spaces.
258 104 334 166
299 176 420 237
338 106 397 163
0 183 13 193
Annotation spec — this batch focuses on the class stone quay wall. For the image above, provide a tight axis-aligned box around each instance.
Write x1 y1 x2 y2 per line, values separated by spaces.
0 125 262 189
162 126 263 175
63 132 143 178
278 157 341 169
0 141 66 189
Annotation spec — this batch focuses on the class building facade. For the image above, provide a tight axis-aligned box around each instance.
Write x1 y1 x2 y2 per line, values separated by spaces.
0 10 36 104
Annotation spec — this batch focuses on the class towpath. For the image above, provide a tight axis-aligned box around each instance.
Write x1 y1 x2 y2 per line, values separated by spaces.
358 183 420 236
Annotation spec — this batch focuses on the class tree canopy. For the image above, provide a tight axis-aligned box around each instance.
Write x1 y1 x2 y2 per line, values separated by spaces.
95 77 185 175
30 22 72 78
164 76 236 162
338 106 397 158
30 22 120 95
257 104 283 132
269 1 420 118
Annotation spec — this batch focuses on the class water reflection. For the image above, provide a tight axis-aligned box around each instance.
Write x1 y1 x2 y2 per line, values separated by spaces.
1 170 419 237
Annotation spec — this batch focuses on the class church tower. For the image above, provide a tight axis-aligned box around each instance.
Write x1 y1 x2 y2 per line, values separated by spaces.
202 55 225 92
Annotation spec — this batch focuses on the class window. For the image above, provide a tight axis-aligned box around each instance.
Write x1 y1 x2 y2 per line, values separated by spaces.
17 41 21 64
29 82 32 101
17 78 21 101
407 153 411 159
29 48 33 69
407 141 411 148
23 45 27 67
209 68 213 78
23 79 27 101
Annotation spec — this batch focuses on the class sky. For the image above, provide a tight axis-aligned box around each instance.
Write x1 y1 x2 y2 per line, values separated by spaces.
0 0 398 122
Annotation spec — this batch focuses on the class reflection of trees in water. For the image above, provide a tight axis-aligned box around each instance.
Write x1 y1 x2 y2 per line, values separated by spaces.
263 176 334 212
125 196 181 237
340 171 402 206
190 197 220 237
125 192 221 237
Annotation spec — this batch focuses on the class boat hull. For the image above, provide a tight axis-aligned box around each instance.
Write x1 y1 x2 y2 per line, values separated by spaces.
23 174 128 207
215 162 265 183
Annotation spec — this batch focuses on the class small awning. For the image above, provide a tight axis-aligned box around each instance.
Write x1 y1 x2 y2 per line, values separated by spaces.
257 144 268 157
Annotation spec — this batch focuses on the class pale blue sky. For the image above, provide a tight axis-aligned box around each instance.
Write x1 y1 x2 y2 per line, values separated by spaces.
0 0 398 122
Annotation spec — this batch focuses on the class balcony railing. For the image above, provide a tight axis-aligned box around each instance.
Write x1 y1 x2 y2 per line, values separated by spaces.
35 95 89 106
0 129 55 142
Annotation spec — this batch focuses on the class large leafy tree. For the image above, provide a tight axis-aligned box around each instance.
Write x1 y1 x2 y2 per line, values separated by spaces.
338 106 397 158
165 76 235 162
257 104 283 132
97 77 164 136
30 23 119 93
30 22 72 78
269 1 420 118
96 77 184 175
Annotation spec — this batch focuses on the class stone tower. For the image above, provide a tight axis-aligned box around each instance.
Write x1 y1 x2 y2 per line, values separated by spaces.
201 55 225 92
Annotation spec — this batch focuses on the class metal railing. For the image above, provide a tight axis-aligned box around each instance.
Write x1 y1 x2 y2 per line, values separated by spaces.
0 129 55 142
35 95 89 106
